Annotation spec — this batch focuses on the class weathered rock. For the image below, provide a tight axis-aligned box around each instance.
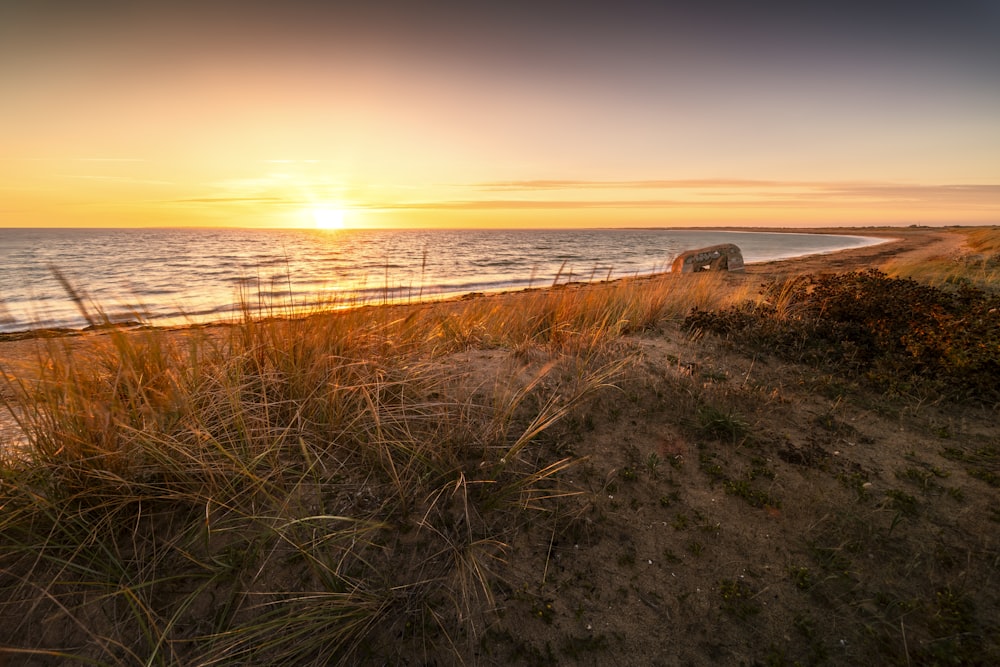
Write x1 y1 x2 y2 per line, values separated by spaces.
671 243 745 273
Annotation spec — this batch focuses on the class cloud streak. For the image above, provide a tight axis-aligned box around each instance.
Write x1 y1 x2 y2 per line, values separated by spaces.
58 174 173 186
474 179 804 191
168 197 291 205
368 197 998 212
160 179 1000 215
379 180 1000 211
473 179 1000 196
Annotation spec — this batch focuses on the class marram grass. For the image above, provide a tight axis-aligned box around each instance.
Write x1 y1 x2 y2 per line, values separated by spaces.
0 271 748 664
883 226 1000 290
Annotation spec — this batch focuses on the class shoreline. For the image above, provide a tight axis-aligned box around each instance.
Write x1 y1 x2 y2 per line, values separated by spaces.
0 227 912 342
0 227 969 356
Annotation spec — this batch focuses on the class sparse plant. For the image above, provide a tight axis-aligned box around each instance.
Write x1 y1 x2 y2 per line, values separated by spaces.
885 489 919 516
724 478 780 509
788 566 813 590
718 578 761 618
659 490 680 507
700 369 728 383
696 405 750 444
645 452 661 476
698 450 727 482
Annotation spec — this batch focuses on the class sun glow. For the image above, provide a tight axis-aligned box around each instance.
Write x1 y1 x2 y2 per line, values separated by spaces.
311 207 345 230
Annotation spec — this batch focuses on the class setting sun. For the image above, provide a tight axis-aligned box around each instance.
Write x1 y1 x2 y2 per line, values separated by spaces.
311 207 345 230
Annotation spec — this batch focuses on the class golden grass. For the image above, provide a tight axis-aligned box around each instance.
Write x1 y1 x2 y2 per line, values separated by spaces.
883 226 1000 289
965 226 1000 254
0 270 755 664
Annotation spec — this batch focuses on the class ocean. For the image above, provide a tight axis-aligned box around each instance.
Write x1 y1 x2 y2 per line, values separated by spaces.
0 228 882 334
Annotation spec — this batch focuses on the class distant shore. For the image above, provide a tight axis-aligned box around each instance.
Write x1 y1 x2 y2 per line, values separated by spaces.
739 226 961 275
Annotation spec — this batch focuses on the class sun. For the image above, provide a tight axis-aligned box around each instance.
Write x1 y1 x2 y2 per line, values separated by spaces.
311 207 345 230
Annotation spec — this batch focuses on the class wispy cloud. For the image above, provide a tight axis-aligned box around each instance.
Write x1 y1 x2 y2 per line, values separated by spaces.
473 179 798 191
168 196 292 205
0 157 147 163
819 183 1000 201
473 179 1000 197
73 158 147 163
158 178 1000 214
438 180 1000 210
58 174 173 186
158 172 348 211
363 198 895 211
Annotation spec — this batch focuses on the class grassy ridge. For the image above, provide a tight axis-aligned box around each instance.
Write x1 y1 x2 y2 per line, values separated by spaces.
0 272 748 664
884 227 1000 288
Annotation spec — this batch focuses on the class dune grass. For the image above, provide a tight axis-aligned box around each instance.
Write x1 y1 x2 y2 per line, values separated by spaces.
0 270 751 664
883 226 1000 289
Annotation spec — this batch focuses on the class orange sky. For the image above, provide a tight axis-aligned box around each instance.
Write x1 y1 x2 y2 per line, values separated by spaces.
2 2 999 229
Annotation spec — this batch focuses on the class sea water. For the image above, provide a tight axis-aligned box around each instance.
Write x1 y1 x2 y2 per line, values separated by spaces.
0 228 882 334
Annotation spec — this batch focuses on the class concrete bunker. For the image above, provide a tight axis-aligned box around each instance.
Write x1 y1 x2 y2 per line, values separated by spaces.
671 243 745 273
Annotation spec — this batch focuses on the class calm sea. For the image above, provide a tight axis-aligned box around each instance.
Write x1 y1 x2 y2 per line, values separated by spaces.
0 228 882 334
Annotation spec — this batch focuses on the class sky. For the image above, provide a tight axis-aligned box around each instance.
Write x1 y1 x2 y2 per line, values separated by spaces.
2 0 999 229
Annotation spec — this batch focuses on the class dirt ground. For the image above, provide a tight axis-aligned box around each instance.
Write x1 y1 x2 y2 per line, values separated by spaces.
469 227 998 665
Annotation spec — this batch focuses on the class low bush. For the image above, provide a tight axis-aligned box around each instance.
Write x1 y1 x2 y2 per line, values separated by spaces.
685 270 1000 402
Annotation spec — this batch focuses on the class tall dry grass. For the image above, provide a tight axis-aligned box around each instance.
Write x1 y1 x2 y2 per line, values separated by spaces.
0 269 750 664
883 226 1000 290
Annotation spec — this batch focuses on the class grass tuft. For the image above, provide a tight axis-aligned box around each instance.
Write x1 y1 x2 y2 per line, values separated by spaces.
0 267 746 664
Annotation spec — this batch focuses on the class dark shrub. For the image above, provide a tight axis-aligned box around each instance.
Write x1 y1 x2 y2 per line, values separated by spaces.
685 270 1000 402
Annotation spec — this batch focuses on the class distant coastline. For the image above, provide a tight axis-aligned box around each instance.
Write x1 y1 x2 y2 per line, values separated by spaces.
0 227 884 336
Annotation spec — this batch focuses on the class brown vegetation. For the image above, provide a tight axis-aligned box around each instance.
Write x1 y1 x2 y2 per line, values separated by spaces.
1 227 998 665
